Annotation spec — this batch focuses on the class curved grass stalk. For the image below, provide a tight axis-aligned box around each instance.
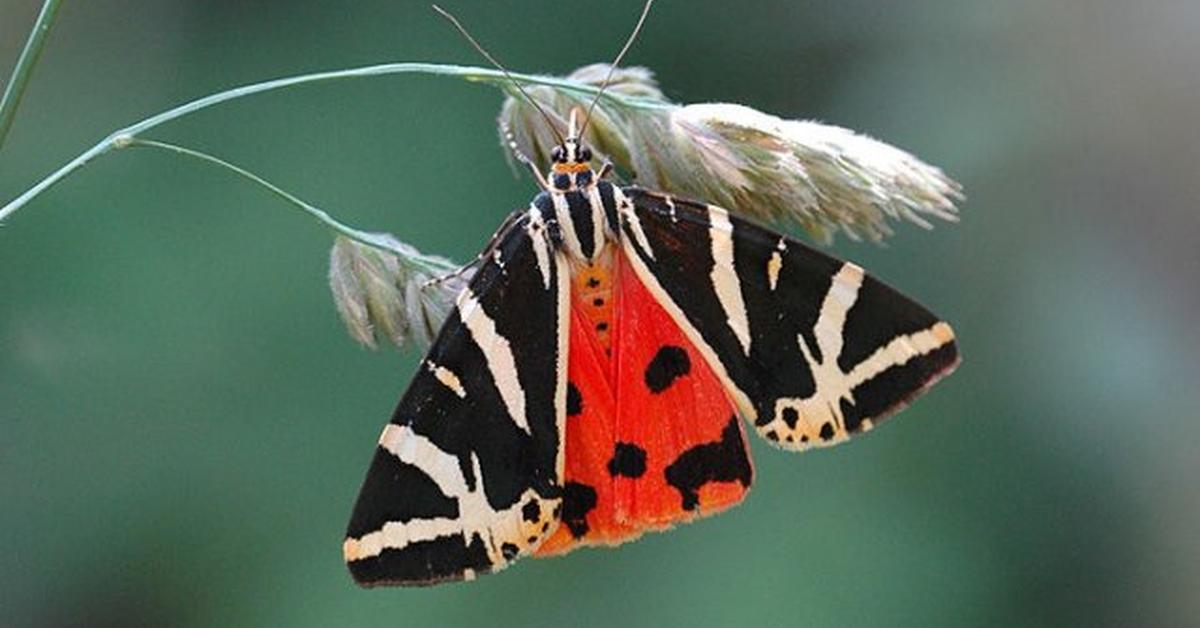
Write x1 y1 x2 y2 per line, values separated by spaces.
0 0 63 151
0 62 668 224
125 138 448 271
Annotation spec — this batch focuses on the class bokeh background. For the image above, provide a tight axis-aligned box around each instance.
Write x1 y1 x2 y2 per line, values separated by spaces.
2 1 1197 626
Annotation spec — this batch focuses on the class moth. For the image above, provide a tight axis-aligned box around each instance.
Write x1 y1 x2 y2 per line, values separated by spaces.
342 4 959 587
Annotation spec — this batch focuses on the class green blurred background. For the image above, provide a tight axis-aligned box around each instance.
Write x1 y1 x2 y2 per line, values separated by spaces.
2 1 1197 626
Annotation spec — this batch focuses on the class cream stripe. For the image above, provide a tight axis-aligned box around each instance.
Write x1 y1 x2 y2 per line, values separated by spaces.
551 192 584 260
846 321 955 389
708 206 752 356
377 423 469 499
585 184 608 258
458 290 530 434
812 262 864 364
343 516 464 562
552 250 571 482
527 207 552 290
426 361 467 398
620 194 657 262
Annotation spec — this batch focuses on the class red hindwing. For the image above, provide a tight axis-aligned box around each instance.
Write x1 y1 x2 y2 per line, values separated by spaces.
537 249 753 556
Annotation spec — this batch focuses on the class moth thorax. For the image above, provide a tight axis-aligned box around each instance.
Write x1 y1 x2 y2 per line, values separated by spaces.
550 187 611 264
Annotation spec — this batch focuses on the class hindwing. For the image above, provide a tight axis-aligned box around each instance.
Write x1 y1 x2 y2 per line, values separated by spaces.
343 210 569 586
618 188 959 450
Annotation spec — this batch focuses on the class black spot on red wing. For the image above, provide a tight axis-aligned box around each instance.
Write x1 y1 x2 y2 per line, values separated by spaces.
567 382 583 417
561 482 597 538
664 417 753 511
593 298 604 306
500 543 520 560
819 422 835 441
586 277 601 288
781 407 800 429
522 500 540 523
607 443 647 478
596 322 609 332
644 345 691 393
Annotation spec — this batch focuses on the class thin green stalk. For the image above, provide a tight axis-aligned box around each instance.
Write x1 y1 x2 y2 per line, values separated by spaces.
0 62 667 223
125 138 450 273
0 0 63 151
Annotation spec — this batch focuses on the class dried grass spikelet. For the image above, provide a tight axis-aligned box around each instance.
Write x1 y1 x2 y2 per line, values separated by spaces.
328 234 464 351
333 64 964 353
499 64 963 243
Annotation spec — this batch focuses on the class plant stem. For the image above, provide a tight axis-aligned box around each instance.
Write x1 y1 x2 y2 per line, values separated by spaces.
0 62 667 223
0 0 63 151
126 138 452 273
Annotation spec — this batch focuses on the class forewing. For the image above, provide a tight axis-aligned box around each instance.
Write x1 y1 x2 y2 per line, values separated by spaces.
619 188 959 450
344 212 570 586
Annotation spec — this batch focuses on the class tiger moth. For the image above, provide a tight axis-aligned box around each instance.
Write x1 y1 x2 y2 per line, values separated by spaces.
342 7 959 588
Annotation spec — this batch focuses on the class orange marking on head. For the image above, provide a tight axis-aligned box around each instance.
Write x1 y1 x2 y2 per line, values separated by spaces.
552 162 592 175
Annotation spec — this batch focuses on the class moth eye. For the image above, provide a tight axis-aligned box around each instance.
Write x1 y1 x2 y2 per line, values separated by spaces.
578 147 593 162
551 146 565 162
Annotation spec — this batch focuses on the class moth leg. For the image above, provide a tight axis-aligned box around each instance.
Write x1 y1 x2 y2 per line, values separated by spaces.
423 209 526 288
595 159 632 186
503 122 551 191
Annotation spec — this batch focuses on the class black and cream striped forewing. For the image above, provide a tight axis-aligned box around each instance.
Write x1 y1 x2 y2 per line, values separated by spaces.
343 211 569 586
618 188 959 450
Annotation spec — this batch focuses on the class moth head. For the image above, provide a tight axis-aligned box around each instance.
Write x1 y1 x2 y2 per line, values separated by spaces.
548 137 595 190
550 140 593 165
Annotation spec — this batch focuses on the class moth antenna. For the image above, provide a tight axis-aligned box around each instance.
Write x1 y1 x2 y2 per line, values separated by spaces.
577 0 655 141
432 4 567 147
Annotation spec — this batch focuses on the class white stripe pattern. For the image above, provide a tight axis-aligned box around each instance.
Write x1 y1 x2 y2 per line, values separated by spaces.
426 361 467 398
551 192 585 261
526 207 552 290
585 185 609 258
620 195 657 262
377 423 469 500
767 238 786 291
708 206 753 356
458 289 530 434
344 450 547 564
846 322 955 390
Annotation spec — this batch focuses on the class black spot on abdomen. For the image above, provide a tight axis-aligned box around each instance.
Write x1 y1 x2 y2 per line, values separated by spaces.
607 442 647 478
664 417 753 511
644 345 690 393
561 482 597 538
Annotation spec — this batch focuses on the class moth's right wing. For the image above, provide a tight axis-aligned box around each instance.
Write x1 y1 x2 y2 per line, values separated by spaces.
619 187 959 451
343 210 570 587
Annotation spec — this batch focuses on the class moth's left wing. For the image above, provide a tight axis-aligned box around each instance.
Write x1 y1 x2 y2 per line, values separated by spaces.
343 211 570 586
619 188 959 450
